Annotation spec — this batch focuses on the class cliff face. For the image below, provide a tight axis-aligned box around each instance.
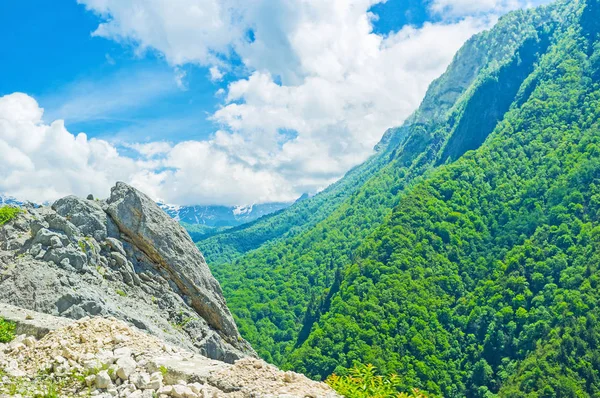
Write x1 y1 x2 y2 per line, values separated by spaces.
0 182 254 363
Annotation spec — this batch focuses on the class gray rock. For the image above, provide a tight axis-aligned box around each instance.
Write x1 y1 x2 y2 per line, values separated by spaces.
0 302 74 339
44 246 87 270
116 356 136 381
0 182 255 363
53 196 108 242
105 183 242 345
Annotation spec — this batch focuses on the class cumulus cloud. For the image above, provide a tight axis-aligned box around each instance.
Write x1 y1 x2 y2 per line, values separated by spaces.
7 1 540 205
0 93 138 203
0 93 296 206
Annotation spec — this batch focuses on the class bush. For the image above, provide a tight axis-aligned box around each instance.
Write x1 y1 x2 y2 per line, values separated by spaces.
0 206 21 227
326 364 429 398
0 318 16 343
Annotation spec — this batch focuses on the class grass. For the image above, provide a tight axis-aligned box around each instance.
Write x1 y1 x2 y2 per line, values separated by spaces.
0 206 21 227
0 318 16 343
115 289 127 297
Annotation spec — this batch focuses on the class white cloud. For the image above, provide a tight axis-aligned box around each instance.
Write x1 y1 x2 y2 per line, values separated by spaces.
209 66 224 81
0 93 296 206
8 0 541 205
0 93 139 203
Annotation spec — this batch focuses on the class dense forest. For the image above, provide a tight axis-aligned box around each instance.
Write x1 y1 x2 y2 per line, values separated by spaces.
195 0 600 396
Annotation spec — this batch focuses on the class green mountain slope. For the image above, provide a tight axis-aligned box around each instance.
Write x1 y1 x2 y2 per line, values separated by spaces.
206 0 572 373
287 0 600 396
196 0 551 268
196 140 397 265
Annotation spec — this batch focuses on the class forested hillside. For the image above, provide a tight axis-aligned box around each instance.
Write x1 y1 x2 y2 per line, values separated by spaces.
287 0 600 396
203 0 581 387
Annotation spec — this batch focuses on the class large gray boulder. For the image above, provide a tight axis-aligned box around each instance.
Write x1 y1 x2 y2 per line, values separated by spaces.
104 182 239 342
0 183 254 362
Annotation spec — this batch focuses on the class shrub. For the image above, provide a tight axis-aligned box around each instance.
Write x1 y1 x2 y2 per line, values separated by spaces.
0 206 20 227
0 318 16 343
326 364 429 398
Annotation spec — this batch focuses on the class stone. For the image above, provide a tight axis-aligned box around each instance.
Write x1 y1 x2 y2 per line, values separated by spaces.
116 356 137 381
131 372 151 389
53 195 108 242
86 375 97 387
188 383 204 394
171 385 197 398
145 372 163 390
0 182 253 363
105 183 242 347
114 347 132 358
97 349 116 367
96 370 112 389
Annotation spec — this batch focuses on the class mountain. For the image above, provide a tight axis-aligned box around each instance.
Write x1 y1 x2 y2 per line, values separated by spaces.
158 201 292 228
196 144 400 265
207 0 600 396
0 194 26 207
0 182 254 362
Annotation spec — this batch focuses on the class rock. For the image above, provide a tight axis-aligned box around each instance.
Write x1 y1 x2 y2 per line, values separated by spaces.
105 183 241 344
114 347 132 358
130 372 151 389
86 374 97 387
53 195 108 242
188 383 204 394
96 370 112 389
0 183 253 363
171 384 197 398
145 372 163 390
116 356 137 381
97 349 116 367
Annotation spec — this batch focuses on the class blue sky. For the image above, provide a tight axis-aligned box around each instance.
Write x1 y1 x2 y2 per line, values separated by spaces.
0 0 224 143
0 0 431 143
0 0 552 205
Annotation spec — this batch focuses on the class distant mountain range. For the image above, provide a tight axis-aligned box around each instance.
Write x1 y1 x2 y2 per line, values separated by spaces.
0 195 27 207
157 201 293 228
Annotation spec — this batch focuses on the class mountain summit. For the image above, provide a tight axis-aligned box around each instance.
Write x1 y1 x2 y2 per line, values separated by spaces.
0 182 253 362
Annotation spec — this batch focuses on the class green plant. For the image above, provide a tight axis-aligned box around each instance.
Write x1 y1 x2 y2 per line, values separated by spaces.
78 240 87 253
0 206 21 227
159 365 168 377
0 318 16 343
115 289 127 297
43 381 60 398
326 364 428 398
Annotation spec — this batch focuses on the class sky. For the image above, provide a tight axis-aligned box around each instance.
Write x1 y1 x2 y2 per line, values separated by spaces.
0 0 552 206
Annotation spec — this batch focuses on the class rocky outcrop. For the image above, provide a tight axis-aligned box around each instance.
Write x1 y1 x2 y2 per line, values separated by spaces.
0 183 254 363
105 183 239 342
0 307 339 397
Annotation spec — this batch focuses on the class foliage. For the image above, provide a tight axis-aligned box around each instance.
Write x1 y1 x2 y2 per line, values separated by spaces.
288 1 600 396
201 1 600 397
182 223 230 242
207 0 571 376
0 318 16 343
0 206 21 227
326 364 430 398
